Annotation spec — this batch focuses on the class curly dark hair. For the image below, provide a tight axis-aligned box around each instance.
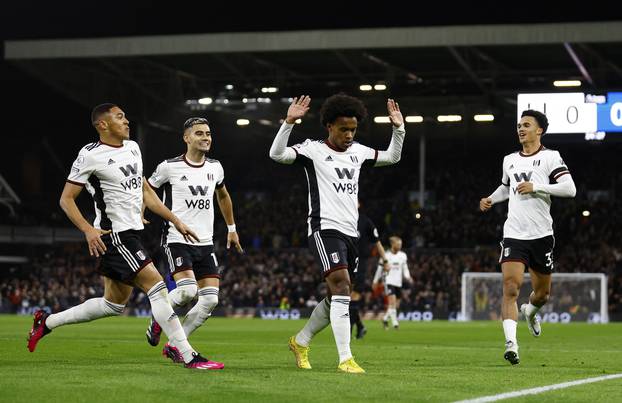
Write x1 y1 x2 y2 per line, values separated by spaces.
319 93 368 127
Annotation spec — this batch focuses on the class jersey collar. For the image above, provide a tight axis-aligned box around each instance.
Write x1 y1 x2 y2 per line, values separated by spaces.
183 153 206 168
519 144 544 157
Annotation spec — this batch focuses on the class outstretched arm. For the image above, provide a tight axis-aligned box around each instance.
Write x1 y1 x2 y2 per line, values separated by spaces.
376 99 406 166
216 185 243 253
60 182 111 257
142 178 199 243
269 95 311 164
480 184 510 211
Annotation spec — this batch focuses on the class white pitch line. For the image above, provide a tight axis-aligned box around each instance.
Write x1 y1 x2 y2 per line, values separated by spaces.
453 373 622 403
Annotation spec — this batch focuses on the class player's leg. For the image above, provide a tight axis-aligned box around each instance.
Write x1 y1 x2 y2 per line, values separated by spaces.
164 244 199 309
147 270 197 346
382 284 392 329
182 277 219 337
146 244 197 346
501 261 524 365
290 296 330 369
392 294 401 329
521 268 551 337
521 236 554 337
350 257 367 338
181 245 221 337
387 293 398 328
135 264 222 369
288 232 336 369
27 276 130 352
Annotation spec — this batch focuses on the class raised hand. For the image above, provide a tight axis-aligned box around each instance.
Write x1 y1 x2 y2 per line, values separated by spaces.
286 95 311 124
387 98 404 127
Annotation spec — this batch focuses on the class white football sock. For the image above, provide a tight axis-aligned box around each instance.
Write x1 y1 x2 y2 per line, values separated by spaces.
46 298 124 330
330 295 352 363
147 281 195 363
383 310 390 322
168 278 198 309
503 319 518 344
389 308 398 327
295 297 330 347
182 287 218 337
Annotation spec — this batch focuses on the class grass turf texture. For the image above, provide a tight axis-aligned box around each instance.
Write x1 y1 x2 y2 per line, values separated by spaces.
1 315 621 402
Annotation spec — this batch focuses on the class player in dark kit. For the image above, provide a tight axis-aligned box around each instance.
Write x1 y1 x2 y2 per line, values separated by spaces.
350 207 388 339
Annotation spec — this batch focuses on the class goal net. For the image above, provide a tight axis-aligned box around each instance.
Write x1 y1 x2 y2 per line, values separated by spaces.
461 272 608 323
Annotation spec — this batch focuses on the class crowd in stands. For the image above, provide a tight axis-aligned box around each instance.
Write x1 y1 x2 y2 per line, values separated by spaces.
2 145 621 320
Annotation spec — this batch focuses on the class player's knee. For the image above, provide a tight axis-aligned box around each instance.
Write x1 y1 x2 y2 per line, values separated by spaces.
503 280 520 299
171 283 198 306
200 293 218 313
102 298 125 317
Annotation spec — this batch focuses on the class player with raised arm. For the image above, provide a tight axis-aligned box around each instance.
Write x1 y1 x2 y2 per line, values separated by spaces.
480 110 576 365
269 94 405 373
27 103 222 369
372 236 411 330
144 117 243 366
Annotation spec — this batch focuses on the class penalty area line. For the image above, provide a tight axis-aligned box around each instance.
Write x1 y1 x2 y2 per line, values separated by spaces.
453 373 622 403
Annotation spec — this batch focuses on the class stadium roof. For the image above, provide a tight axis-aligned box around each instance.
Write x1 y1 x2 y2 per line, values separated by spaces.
3 15 622 136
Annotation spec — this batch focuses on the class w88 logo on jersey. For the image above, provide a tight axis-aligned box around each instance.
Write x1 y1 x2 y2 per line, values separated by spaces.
185 199 211 209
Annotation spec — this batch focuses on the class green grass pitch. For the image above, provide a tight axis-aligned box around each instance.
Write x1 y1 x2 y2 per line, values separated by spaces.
1 315 621 402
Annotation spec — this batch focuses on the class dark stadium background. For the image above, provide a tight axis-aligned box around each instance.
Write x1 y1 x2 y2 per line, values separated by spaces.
1 3 621 320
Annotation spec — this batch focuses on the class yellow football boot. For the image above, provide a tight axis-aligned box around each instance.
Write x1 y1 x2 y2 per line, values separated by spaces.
337 357 365 373
288 336 311 369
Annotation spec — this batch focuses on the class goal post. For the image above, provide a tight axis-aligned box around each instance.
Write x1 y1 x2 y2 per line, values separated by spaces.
461 272 608 323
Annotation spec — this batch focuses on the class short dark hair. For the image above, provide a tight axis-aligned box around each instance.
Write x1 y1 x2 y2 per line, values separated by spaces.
183 117 210 131
319 93 368 127
91 103 118 126
521 109 549 135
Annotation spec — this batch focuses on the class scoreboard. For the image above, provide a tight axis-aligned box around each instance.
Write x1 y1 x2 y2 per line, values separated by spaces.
517 92 622 134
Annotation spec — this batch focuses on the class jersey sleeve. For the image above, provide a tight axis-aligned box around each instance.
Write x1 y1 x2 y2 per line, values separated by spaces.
67 148 96 186
547 151 571 183
291 139 314 163
501 156 510 186
148 161 169 189
360 144 379 167
216 162 225 188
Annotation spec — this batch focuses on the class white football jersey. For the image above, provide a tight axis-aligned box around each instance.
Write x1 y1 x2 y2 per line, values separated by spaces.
291 139 377 237
373 250 410 287
501 146 570 239
148 154 225 245
67 140 144 232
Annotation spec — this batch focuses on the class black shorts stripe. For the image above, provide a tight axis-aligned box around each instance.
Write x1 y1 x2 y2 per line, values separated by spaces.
111 232 139 271
313 232 330 271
